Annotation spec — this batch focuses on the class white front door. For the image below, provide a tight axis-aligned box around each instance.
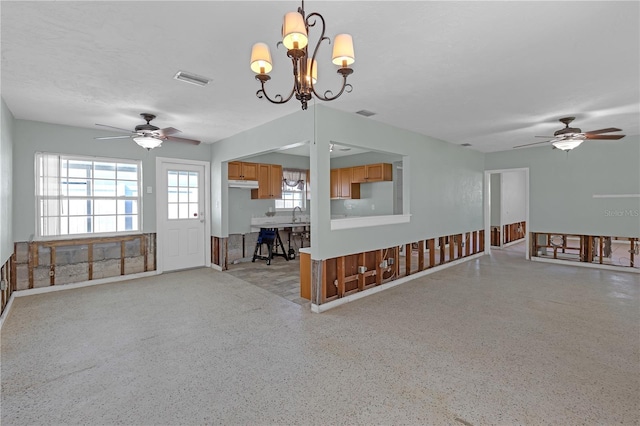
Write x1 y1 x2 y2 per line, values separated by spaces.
158 160 208 271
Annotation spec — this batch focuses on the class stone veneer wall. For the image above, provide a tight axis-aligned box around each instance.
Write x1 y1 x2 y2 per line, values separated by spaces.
13 234 156 290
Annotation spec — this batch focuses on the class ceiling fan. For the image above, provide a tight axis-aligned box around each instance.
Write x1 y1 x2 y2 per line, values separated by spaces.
514 117 625 151
95 113 201 150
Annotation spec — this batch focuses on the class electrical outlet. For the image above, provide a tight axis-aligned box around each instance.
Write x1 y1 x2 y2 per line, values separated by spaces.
388 257 394 265
0 280 6 291
357 266 367 274
379 260 388 268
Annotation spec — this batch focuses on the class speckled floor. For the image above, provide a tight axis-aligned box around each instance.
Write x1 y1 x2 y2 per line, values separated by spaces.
2 247 638 425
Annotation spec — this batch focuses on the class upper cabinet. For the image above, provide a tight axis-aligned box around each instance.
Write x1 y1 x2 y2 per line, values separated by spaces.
351 163 392 183
251 164 282 199
330 167 361 200
228 161 259 181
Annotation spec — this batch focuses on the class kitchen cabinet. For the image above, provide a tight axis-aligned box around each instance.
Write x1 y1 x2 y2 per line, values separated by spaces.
330 167 360 199
351 163 392 183
228 161 258 181
251 163 283 199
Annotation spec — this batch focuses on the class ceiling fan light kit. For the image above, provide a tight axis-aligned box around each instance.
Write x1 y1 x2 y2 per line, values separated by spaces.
551 138 584 152
133 135 162 150
250 0 355 110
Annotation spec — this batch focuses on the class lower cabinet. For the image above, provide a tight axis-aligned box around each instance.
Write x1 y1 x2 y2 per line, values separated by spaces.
300 251 311 300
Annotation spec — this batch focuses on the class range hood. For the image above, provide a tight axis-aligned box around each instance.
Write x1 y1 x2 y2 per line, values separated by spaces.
228 179 259 189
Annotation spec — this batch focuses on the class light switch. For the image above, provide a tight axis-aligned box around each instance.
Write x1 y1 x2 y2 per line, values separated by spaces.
146 186 153 194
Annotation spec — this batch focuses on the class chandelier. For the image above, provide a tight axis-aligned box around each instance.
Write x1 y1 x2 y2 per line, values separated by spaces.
250 1 355 110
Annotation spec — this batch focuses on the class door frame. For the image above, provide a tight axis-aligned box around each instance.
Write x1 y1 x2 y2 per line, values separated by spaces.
156 157 211 273
484 167 530 259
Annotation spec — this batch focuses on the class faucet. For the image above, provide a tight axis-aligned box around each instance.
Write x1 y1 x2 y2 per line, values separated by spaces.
292 206 303 223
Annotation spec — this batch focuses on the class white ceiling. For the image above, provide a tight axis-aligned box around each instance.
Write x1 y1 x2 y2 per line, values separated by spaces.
1 1 638 153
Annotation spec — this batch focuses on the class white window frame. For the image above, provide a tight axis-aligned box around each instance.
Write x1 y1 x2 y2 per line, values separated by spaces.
276 168 307 211
35 152 143 240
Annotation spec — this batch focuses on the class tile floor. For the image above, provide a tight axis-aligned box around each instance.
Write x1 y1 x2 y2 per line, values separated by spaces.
226 256 307 305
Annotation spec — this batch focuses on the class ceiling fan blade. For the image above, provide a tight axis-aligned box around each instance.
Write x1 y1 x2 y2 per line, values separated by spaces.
95 123 134 133
586 134 625 140
156 127 181 137
94 135 133 140
513 140 550 148
585 127 622 135
165 135 201 145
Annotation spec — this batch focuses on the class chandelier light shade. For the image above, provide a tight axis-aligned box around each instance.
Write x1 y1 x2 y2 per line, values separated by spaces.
250 0 355 110
332 34 355 67
250 42 273 75
133 135 162 150
282 12 308 50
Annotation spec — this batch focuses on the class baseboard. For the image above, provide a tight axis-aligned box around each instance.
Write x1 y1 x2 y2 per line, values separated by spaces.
491 238 525 250
210 264 223 271
311 252 486 313
0 293 16 332
14 271 160 298
531 256 639 274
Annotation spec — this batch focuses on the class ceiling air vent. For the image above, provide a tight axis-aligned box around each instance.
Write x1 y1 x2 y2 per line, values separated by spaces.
355 109 376 117
173 71 211 87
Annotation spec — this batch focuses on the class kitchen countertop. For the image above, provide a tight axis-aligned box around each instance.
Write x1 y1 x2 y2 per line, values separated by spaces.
250 215 310 232
250 221 310 232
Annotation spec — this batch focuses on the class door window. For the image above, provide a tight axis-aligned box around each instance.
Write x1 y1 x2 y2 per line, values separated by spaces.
167 170 199 220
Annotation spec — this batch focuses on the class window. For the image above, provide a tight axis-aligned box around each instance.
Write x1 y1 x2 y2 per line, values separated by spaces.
275 168 306 210
36 153 142 238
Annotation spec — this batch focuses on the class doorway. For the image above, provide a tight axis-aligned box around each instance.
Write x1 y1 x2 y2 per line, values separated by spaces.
156 158 211 272
484 168 530 259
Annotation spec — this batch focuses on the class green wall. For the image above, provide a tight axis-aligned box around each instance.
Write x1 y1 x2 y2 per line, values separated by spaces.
0 99 14 264
312 105 484 259
12 119 212 242
485 136 640 237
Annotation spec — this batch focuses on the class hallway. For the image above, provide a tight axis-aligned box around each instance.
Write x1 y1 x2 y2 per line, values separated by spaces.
2 248 638 425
